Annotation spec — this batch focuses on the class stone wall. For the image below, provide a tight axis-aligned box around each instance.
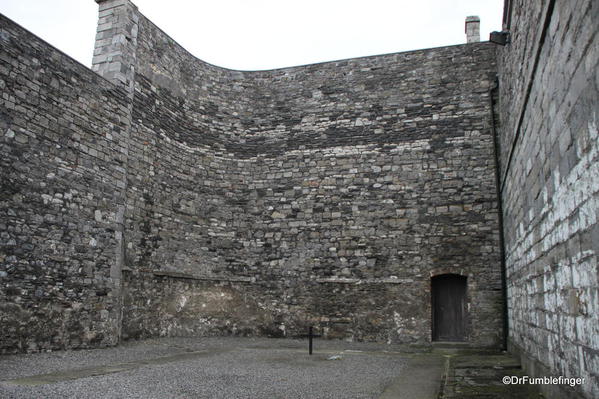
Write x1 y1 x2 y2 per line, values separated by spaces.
497 0 598 397
0 14 130 353
1 0 504 352
110 4 503 346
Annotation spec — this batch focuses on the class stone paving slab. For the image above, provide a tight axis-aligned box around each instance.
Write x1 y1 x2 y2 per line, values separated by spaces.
440 352 544 399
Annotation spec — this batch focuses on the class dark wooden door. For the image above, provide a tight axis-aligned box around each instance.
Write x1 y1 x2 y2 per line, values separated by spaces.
432 274 467 341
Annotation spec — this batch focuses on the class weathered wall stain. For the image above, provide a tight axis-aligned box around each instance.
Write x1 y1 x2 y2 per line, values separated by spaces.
497 0 598 397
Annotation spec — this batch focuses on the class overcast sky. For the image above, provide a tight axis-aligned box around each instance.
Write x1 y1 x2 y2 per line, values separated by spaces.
0 0 504 71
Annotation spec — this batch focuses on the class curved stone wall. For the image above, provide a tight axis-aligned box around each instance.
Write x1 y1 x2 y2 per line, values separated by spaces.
113 2 503 346
0 0 503 352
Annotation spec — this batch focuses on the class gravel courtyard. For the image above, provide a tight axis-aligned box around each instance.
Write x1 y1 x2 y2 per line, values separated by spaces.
0 337 418 399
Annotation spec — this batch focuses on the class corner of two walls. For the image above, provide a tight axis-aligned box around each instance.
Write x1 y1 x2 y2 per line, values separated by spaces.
91 0 141 345
92 0 288 340
94 0 504 346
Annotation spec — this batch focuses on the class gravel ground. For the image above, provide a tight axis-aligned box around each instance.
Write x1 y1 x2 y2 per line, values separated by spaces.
0 337 408 399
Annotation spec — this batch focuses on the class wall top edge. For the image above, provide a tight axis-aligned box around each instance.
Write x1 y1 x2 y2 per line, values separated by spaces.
95 0 495 75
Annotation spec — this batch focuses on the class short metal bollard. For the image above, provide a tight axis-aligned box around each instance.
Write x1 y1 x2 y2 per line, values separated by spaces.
299 326 322 355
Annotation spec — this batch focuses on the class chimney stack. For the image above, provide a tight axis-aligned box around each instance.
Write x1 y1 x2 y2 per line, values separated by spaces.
465 16 480 43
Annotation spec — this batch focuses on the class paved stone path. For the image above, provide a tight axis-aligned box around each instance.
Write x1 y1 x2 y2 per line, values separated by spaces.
440 351 544 398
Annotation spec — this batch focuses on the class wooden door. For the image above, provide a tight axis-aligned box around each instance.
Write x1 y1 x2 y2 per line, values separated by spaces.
432 274 467 341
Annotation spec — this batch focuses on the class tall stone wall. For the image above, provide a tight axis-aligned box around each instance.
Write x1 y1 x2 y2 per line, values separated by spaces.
497 0 598 397
108 4 503 346
0 14 130 353
1 0 504 352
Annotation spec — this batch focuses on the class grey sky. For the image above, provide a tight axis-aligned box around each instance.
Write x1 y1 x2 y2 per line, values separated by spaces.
0 0 504 71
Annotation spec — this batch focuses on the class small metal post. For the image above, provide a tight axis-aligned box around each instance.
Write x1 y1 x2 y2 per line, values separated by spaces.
308 326 313 355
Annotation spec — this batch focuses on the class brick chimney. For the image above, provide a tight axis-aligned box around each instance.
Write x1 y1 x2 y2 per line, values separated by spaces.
465 16 480 43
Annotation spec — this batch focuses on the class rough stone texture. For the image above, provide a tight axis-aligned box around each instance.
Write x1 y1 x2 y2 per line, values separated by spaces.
0 14 131 353
118 9 503 346
497 0 599 398
0 0 504 353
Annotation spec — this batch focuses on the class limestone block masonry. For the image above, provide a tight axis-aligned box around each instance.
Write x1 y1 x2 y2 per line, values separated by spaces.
0 13 131 351
1 2 597 398
0 0 503 352
118 1 504 346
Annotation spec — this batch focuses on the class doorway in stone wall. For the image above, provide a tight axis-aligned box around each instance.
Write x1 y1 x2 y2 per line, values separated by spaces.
431 274 467 341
